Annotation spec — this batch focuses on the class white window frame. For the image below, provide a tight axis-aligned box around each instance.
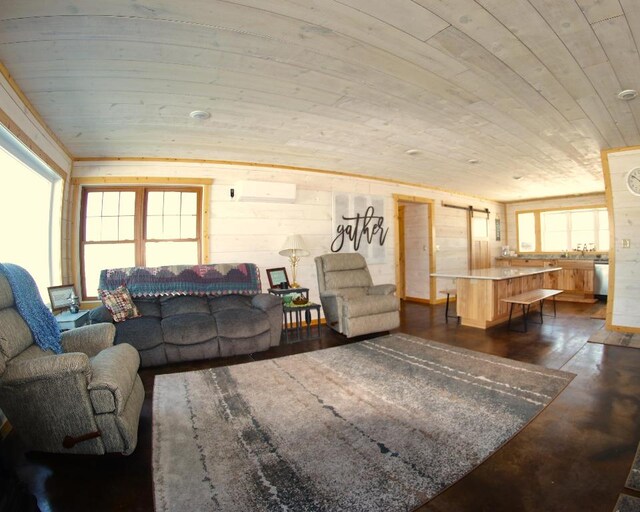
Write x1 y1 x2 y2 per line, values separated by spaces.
516 205 609 254
0 124 62 291
79 185 204 300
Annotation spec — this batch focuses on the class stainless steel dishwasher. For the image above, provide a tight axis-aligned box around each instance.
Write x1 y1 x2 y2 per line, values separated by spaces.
594 260 609 297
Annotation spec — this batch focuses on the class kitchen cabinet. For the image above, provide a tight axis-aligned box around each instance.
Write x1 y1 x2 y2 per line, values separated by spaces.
496 257 595 302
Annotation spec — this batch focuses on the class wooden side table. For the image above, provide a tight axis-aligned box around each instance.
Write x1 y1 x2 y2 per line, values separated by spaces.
55 310 90 331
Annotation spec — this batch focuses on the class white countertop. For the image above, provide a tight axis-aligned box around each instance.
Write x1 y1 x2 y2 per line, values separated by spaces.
430 266 561 281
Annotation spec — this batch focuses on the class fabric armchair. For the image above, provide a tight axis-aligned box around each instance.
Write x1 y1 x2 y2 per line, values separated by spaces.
315 253 400 338
0 274 144 455
61 322 115 357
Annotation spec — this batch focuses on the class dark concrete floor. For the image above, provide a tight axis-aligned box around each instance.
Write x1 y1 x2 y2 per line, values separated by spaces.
2 299 639 511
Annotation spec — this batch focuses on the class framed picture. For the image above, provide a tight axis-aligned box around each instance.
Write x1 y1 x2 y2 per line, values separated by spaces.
266 267 290 289
48 284 76 311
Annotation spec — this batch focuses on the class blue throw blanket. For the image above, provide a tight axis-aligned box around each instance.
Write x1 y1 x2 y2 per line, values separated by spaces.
0 263 63 354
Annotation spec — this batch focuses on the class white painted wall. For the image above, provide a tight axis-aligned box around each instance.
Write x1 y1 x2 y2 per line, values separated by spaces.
604 149 640 331
72 160 505 306
403 203 430 300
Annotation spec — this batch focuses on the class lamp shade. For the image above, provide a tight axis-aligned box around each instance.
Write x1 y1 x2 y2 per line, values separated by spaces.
279 234 309 257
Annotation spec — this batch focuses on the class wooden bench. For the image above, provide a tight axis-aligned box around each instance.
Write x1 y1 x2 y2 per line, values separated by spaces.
501 289 563 332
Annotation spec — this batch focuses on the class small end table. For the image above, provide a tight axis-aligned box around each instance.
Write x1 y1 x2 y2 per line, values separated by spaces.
282 302 322 343
55 310 90 331
268 287 322 342
268 287 309 300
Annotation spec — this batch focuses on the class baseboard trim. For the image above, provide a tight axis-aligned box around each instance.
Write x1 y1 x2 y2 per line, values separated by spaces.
283 317 327 329
432 297 456 306
404 297 431 305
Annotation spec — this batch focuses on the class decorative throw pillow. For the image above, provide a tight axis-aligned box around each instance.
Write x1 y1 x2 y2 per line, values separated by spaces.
99 285 141 323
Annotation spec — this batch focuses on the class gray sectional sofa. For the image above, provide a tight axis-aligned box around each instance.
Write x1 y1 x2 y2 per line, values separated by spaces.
89 264 282 368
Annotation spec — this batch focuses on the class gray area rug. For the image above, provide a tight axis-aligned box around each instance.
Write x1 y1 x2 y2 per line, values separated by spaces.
614 494 640 512
589 326 640 349
153 333 574 511
627 443 640 491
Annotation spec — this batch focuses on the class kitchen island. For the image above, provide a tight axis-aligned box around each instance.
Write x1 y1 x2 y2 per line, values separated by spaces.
431 266 562 329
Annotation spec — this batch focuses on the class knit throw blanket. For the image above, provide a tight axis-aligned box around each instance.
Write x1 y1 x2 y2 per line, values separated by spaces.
0 264 63 354
98 263 262 297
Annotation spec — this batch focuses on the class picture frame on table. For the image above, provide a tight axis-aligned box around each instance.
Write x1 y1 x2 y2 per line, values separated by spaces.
47 284 76 312
266 267 290 289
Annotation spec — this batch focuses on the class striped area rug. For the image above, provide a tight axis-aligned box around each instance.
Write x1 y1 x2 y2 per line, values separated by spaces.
153 333 574 511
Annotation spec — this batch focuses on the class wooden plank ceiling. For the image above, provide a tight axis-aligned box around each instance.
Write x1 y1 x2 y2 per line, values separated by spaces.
1 0 639 201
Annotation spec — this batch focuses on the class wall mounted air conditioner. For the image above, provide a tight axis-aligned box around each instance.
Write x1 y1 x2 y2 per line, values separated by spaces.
235 180 296 203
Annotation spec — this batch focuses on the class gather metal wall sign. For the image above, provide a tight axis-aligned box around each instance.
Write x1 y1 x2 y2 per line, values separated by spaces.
331 194 388 263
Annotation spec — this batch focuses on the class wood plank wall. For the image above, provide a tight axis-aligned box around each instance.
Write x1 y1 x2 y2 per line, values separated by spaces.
602 148 640 332
72 160 505 306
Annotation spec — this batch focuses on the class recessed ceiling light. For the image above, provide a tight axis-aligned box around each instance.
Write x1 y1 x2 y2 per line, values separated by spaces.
467 158 479 164
617 89 638 101
189 110 211 120
513 176 523 180
405 149 420 156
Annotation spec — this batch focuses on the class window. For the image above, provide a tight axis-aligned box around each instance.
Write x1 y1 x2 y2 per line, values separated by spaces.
0 125 62 301
540 211 569 252
516 207 609 253
81 187 202 299
517 212 536 252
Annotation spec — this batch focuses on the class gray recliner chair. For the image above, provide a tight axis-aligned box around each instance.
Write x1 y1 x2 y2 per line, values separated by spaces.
0 274 144 455
315 253 400 338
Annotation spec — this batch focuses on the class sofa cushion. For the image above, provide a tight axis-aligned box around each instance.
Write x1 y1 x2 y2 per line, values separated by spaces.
115 317 164 351
208 295 252 313
99 285 141 323
219 331 270 357
250 293 282 312
215 308 270 339
160 296 209 318
162 313 218 345
165 341 220 365
343 295 400 318
132 298 162 318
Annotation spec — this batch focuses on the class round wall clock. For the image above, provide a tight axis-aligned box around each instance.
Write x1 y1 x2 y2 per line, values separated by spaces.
626 167 640 196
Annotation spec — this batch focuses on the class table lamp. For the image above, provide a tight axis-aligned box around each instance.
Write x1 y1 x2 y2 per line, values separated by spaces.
279 234 309 288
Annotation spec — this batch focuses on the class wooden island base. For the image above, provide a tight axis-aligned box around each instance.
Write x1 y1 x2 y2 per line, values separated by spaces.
432 267 562 330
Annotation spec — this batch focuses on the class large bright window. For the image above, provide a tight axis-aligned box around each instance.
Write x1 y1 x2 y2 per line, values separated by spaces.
81 187 202 298
516 212 536 252
517 207 609 253
0 126 61 301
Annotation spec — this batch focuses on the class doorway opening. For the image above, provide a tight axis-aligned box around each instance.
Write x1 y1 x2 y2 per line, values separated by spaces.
394 195 435 303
